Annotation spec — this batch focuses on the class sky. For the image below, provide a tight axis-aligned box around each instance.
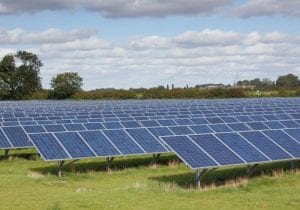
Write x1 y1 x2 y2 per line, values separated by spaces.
0 0 300 90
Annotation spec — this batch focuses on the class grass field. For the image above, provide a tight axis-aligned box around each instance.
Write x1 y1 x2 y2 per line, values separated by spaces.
0 149 300 210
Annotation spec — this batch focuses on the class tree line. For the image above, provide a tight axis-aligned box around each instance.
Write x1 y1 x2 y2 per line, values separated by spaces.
1 51 300 100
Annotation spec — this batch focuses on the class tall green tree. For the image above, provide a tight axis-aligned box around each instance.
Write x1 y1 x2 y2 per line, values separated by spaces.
50 72 83 99
276 74 299 88
0 51 42 99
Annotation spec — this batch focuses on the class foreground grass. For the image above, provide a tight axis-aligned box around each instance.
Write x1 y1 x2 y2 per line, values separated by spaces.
0 150 299 210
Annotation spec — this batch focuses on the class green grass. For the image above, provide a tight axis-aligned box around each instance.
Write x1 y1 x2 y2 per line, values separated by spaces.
1 149 300 210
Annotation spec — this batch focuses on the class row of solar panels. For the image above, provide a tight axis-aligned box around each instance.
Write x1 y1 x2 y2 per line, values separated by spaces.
0 108 299 119
162 129 300 169
0 102 299 113
1 118 300 150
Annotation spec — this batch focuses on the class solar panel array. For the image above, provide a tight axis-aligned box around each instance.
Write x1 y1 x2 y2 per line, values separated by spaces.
0 98 299 171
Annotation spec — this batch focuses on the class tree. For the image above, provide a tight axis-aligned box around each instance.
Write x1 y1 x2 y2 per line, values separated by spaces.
276 74 299 88
0 51 42 99
50 72 83 99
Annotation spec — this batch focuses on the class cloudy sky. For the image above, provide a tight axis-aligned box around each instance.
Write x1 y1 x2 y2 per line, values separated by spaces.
0 0 299 90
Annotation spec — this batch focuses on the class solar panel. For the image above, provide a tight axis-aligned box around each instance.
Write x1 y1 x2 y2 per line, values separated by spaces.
263 130 300 158
83 122 104 130
121 121 141 128
30 133 70 160
2 126 32 148
44 124 66 132
148 127 173 138
280 120 299 128
0 128 12 148
168 126 194 135
157 119 177 126
161 136 218 169
216 133 269 163
64 123 86 131
284 128 300 143
23 125 46 134
102 121 123 129
103 129 145 155
240 131 292 160
174 119 193 125
79 131 120 156
54 132 96 158
190 118 209 125
189 134 244 165
126 128 167 153
246 122 269 130
208 124 232 133
189 125 213 134
263 121 285 129
139 120 160 127
227 123 250 131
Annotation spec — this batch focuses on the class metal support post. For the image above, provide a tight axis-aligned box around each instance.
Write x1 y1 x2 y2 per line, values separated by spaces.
152 154 161 164
247 164 259 177
195 169 207 188
4 149 9 159
57 161 65 177
106 157 114 171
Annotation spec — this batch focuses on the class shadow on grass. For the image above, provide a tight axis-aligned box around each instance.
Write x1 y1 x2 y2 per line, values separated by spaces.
29 154 179 176
0 149 39 161
149 160 300 189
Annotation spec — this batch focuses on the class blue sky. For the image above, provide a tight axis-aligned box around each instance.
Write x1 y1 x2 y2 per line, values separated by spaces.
0 0 300 90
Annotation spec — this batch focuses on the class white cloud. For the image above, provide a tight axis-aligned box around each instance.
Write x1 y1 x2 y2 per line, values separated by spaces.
0 0 233 17
233 0 300 18
1 28 300 89
0 28 96 44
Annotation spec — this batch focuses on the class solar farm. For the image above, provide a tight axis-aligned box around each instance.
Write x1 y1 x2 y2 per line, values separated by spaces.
1 98 300 209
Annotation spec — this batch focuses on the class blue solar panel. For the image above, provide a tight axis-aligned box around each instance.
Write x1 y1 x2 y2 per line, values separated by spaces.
139 120 160 127
126 128 166 153
189 125 213 134
83 123 104 130
263 115 279 121
246 122 269 130
44 124 66 132
235 116 252 122
161 136 218 169
220 116 238 123
79 131 120 156
263 121 285 129
30 133 70 160
0 128 12 148
103 129 144 155
276 114 292 120
54 132 95 158
148 127 173 138
19 121 37 126
227 123 250 131
208 124 232 133
121 121 141 128
190 118 209 125
205 117 224 124
284 129 300 143
174 119 193 125
23 125 46 133
280 120 299 128
2 122 20 126
102 121 123 129
249 115 266 122
2 126 32 148
216 133 269 163
168 126 194 135
190 134 244 165
157 119 177 126
263 130 300 158
64 124 86 131
240 131 292 160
